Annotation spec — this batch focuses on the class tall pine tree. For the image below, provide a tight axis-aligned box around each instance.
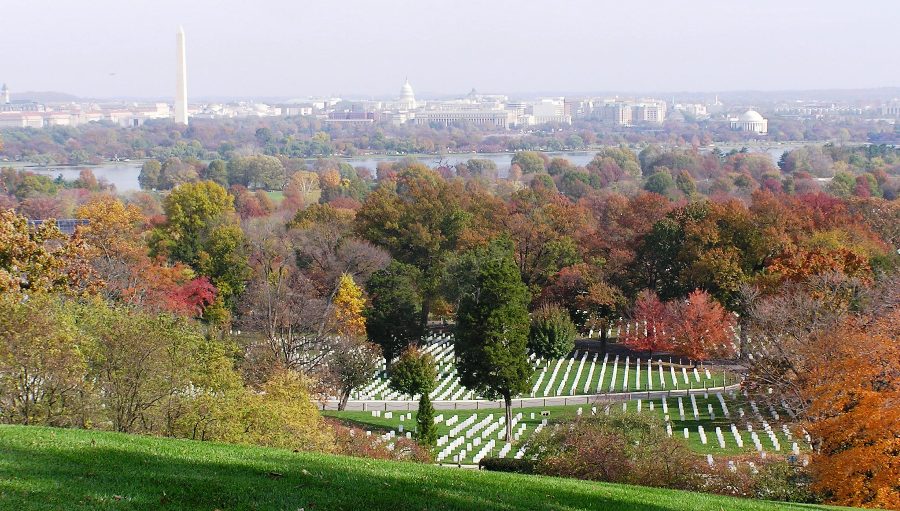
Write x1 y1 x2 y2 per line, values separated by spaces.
455 237 532 441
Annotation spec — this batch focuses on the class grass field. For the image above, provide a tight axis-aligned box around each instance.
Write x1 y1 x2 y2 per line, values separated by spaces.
0 425 847 511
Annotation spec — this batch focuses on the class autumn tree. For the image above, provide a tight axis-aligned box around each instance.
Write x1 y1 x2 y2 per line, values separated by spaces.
455 237 532 441
355 165 469 327
804 310 899 509
503 187 588 293
333 273 366 338
540 263 625 353
622 290 673 357
150 181 249 311
0 293 86 426
328 274 379 410
667 289 736 363
0 209 99 296
388 347 438 448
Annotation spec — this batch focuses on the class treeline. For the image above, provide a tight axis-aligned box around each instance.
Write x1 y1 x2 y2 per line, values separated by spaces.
1 111 894 165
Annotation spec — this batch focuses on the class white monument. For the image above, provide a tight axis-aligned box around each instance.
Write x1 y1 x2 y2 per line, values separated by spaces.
174 27 189 125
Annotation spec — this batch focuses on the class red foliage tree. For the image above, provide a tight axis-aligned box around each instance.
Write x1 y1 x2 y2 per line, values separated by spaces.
622 290 672 356
667 289 736 362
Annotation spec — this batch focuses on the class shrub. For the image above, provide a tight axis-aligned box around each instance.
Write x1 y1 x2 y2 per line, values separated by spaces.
478 457 535 474
525 413 701 490
528 304 576 359
331 420 432 463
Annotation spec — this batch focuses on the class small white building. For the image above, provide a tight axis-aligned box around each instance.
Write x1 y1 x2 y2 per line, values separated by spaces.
731 109 768 134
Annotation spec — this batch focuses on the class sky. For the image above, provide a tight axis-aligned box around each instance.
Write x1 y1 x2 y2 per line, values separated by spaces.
2 0 899 100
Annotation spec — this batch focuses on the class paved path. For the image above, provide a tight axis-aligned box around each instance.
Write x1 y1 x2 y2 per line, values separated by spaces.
322 384 741 411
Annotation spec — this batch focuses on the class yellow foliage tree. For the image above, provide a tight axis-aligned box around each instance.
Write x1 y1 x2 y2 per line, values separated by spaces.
333 273 366 338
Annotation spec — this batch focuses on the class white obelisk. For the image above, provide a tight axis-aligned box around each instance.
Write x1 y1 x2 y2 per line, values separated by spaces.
174 26 189 125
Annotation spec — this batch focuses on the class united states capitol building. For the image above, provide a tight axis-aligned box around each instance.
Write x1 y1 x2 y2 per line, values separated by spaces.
323 79 675 130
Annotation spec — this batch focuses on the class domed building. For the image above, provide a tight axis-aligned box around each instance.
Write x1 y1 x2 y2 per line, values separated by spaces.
398 78 416 110
730 109 767 134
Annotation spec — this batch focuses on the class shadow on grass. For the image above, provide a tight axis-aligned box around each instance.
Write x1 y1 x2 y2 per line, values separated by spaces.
0 427 835 511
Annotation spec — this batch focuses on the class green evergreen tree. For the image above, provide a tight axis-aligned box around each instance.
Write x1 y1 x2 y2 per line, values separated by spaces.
455 237 532 441
388 347 438 448
364 261 424 368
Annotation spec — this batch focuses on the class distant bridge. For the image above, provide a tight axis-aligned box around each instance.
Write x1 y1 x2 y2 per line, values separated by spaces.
27 218 89 235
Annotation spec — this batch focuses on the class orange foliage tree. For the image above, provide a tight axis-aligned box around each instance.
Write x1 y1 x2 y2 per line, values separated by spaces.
804 310 900 509
667 289 736 362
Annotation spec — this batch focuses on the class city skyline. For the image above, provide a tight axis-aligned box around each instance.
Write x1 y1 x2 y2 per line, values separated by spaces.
2 0 899 99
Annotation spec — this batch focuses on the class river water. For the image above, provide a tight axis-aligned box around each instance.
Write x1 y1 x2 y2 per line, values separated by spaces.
20 145 799 193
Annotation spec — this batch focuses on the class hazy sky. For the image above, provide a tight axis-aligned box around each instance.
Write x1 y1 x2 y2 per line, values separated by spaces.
3 0 898 99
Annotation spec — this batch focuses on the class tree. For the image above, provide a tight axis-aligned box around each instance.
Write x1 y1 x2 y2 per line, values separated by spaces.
364 261 424 367
355 165 469 328
0 209 99 296
0 293 86 426
227 155 286 190
667 290 736 362
528 304 576 359
203 159 228 187
388 347 438 448
333 273 366 338
150 181 249 309
503 187 587 292
80 304 205 433
511 151 546 175
622 290 673 357
455 237 532 441
330 337 381 411
644 169 676 196
540 263 625 353
328 273 380 410
138 159 161 189
805 310 899 509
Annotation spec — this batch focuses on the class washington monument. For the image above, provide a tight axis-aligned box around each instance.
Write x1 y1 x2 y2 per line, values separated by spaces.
174 26 188 125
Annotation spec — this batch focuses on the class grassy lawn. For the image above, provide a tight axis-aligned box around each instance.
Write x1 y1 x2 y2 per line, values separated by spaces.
0 425 847 511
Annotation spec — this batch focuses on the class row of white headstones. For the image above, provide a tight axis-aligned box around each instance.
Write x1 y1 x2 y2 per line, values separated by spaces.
368 408 547 464
365 392 809 465
354 335 721 401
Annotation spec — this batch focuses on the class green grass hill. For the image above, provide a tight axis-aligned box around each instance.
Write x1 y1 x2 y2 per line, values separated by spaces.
0 425 851 511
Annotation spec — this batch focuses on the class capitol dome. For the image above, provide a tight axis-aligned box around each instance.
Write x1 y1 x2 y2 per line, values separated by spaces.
398 78 416 109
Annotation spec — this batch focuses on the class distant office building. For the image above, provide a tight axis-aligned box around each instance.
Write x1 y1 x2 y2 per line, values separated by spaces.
881 100 900 117
595 99 666 126
414 110 510 128
1 83 8 104
325 111 375 125
633 101 667 124
529 99 572 125
730 110 768 134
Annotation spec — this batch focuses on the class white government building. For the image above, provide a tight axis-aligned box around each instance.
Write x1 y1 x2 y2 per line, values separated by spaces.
730 109 768 134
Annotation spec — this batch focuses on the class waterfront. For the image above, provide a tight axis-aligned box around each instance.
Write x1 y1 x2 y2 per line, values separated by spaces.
17 143 806 193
